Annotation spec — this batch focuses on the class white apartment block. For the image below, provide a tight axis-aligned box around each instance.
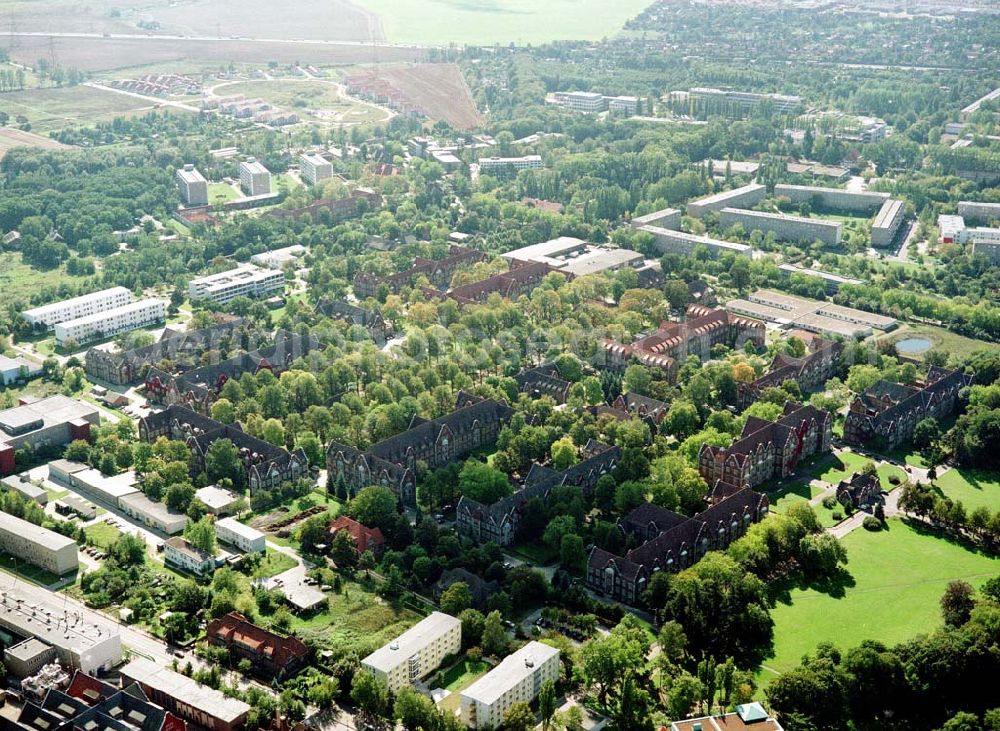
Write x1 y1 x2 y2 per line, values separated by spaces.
460 641 560 729
215 517 265 554
176 164 209 206
239 157 272 196
871 199 906 247
23 287 131 330
163 537 215 575
773 184 890 213
689 87 803 115
958 200 1000 224
687 183 766 218
973 238 1000 265
640 225 752 259
938 215 968 244
188 264 285 304
554 91 607 114
477 156 542 176
719 207 842 247
362 612 461 693
300 153 333 185
631 207 681 231
0 510 78 575
54 299 166 347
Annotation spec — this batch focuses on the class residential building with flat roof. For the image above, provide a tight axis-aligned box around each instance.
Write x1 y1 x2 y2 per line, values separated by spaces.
54 299 167 347
972 234 1000 265
0 578 121 673
719 207 842 247
176 164 208 206
552 91 607 113
0 510 78 575
299 153 333 185
477 155 542 177
119 492 188 535
460 641 560 729
361 612 461 693
215 517 265 554
22 287 132 330
939 214 968 244
688 87 802 115
687 183 766 218
871 199 906 247
250 244 306 269
120 658 250 731
960 87 1000 121
778 264 862 293
238 157 271 197
188 265 285 304
0 396 99 474
4 637 57 678
773 184 889 213
631 207 681 230
640 226 752 259
958 200 1000 224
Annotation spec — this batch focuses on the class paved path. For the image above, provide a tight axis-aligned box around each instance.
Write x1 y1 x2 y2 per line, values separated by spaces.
85 82 203 112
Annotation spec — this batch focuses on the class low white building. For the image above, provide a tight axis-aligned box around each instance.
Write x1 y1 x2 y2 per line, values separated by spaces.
119 492 188 535
250 245 306 270
0 355 41 386
22 287 132 330
362 612 461 693
215 517 265 554
0 510 78 575
195 485 242 515
477 156 542 177
939 214 968 244
163 536 215 575
54 299 167 347
188 265 285 305
460 641 560 729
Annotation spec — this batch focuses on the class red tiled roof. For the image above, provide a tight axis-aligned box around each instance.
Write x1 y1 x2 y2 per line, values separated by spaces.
206 612 308 669
329 515 385 553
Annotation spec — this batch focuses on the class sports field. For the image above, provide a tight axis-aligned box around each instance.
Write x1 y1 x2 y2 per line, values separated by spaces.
760 519 1000 684
354 0 653 45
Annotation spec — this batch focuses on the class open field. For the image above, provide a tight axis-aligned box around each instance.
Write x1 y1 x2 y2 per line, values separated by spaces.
85 521 123 550
934 468 1000 512
0 253 91 307
0 85 158 133
251 548 298 579
355 0 653 45
884 323 995 362
345 63 482 130
760 518 1000 685
0 126 73 158
208 182 241 205
209 79 391 125
2 36 421 73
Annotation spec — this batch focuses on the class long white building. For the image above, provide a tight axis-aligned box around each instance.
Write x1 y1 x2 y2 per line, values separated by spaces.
362 612 461 693
460 641 560 729
719 207 842 247
54 299 167 347
239 157 272 196
299 153 333 185
871 199 906 247
958 200 1000 224
188 264 285 304
176 164 209 206
22 287 132 330
215 517 265 554
477 156 542 176
0 510 78 575
773 184 889 213
687 183 766 218
640 225 752 259
631 207 681 231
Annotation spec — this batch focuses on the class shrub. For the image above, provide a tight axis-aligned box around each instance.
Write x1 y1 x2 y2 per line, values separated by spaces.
863 516 882 531
889 475 901 485
832 511 844 521
822 496 838 509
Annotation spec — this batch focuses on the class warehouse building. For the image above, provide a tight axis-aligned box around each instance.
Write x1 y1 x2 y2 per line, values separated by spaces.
0 579 121 674
687 183 766 218
501 237 647 277
719 207 842 247
195 485 243 515
215 517 265 554
4 637 57 678
176 164 209 206
871 199 906 247
0 510 78 575
0 396 100 475
460 641 561 729
2 473 48 505
119 491 188 535
22 287 132 330
299 153 333 185
54 299 167 347
250 244 307 269
120 658 251 731
631 207 681 230
726 289 896 339
773 184 889 213
188 265 285 304
362 612 461 693
640 226 752 259
238 157 271 197
49 460 139 506
0 355 41 387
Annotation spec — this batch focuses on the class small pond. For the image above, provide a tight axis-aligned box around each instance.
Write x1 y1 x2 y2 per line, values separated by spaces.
895 337 932 354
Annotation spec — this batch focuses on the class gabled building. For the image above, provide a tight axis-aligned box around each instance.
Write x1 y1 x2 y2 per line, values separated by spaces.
328 515 385 555
610 392 671 429
315 299 391 344
205 612 308 678
587 483 769 605
699 402 832 489
603 305 765 381
456 441 620 546
138 405 309 494
352 245 486 298
737 338 842 411
442 260 565 305
514 363 571 404
844 366 972 451
434 568 498 611
326 394 514 506
836 472 883 510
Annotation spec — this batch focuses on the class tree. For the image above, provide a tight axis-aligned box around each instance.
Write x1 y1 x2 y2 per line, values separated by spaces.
164 482 195 512
395 687 439 731
614 671 652 731
459 460 513 503
668 673 702 720
798 533 848 580
544 515 578 550
351 671 389 718
560 533 586 573
440 581 473 615
210 399 236 424
538 680 557 731
459 608 485 648
184 516 216 554
941 580 976 627
502 702 535 731
581 619 648 706
623 364 651 395
913 417 940 449
205 438 243 486
550 437 579 471
348 486 398 530
482 610 509 656
330 528 358 567
64 439 91 462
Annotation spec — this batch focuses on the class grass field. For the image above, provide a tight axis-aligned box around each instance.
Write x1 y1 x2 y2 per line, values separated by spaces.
355 0 653 45
0 85 156 133
934 469 1000 512
877 463 908 491
814 451 869 484
208 183 241 205
208 79 390 125
884 323 995 362
85 521 122 550
760 519 1000 685
0 126 72 158
440 657 490 691
766 482 823 516
0 253 91 308
251 548 298 579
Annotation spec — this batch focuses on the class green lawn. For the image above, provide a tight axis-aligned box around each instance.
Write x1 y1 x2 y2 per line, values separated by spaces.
208 183 240 204
877 463 908 491
0 252 90 309
766 482 822 516
885 323 995 363
439 657 490 691
252 548 298 578
933 468 1000 512
0 554 67 586
760 519 1000 686
84 521 122 549
354 0 652 44
0 85 155 133
814 451 869 484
